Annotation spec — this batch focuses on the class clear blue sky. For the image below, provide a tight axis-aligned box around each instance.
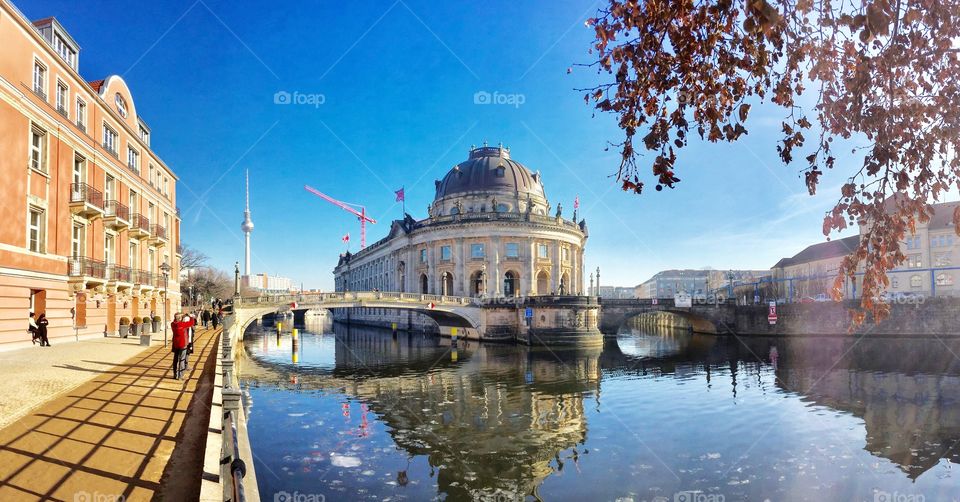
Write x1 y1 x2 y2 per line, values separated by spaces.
19 0 869 289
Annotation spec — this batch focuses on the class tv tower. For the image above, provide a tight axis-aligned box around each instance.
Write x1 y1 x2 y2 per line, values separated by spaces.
240 170 254 276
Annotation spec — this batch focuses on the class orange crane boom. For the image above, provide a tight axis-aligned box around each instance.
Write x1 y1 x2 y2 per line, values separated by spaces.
304 185 377 248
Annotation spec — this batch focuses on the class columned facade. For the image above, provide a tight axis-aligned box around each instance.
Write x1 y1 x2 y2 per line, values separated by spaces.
334 145 588 298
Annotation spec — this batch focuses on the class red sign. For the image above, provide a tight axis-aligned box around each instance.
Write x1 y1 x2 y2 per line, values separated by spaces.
768 302 778 325
290 302 298 309
427 302 436 309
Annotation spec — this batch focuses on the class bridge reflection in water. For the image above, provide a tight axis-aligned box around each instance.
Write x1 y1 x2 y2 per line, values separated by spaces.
239 317 960 501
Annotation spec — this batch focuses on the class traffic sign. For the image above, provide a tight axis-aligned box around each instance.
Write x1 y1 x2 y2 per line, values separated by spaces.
768 301 778 325
651 298 658 305
525 307 533 319
427 302 436 309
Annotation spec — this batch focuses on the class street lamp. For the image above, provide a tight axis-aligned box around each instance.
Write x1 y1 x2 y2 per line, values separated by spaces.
160 262 171 347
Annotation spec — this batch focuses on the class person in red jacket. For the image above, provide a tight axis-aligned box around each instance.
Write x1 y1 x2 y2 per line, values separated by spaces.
170 313 195 379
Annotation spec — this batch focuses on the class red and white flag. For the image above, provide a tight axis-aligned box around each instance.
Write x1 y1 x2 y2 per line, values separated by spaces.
574 195 580 209
394 188 405 202
342 233 350 243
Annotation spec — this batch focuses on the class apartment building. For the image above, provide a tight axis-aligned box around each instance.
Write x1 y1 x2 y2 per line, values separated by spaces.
0 2 182 347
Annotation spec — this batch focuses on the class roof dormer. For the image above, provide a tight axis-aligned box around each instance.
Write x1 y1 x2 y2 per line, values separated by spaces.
32 17 80 71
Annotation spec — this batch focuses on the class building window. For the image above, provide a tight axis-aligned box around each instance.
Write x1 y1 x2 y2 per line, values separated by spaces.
907 254 922 268
932 234 955 248
471 243 485 258
905 236 921 250
937 273 954 287
148 164 155 186
29 125 47 173
105 175 115 202
440 245 451 261
28 206 45 253
76 98 86 130
420 249 427 263
537 243 549 259
53 34 77 68
103 124 118 156
55 81 68 116
910 275 922 289
105 234 115 265
139 125 150 145
71 222 84 258
163 176 169 197
128 147 140 172
495 166 505 177
32 60 46 98
505 243 519 258
129 241 138 269
935 252 952 267
562 247 570 262
115 93 128 118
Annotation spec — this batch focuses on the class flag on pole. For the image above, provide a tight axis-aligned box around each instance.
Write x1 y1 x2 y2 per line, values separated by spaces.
574 195 580 209
342 233 350 243
394 188 405 202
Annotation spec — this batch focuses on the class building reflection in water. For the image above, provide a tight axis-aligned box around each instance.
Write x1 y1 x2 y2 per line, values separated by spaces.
241 319 602 500
240 315 960 500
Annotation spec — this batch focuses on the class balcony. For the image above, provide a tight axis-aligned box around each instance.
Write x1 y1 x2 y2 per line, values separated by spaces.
104 200 130 230
107 264 133 290
67 256 108 289
135 270 154 291
130 213 151 238
69 183 104 219
149 224 168 246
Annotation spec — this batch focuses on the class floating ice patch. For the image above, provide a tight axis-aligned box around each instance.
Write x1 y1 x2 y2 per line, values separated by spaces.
330 453 362 467
289 412 307 417
361 470 375 476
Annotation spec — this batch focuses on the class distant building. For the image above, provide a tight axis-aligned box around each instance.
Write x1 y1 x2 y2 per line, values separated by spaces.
635 269 768 299
770 199 960 299
242 273 293 294
597 286 635 299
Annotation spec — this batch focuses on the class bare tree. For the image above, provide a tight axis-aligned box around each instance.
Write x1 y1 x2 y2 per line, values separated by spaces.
582 0 960 323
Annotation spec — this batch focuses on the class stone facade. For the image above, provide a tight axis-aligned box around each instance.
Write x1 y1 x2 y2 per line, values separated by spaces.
333 145 589 298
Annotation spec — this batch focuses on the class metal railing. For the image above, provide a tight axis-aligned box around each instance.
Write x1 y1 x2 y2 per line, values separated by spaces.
105 200 130 221
70 183 104 209
221 409 247 502
68 256 107 279
237 290 478 307
131 213 151 233
151 224 167 240
108 264 132 283
136 270 153 286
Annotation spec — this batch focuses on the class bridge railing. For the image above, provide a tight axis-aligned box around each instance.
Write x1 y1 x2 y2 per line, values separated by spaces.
237 291 479 307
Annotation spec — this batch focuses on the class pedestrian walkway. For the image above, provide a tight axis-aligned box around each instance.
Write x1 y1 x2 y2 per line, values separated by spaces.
0 326 221 501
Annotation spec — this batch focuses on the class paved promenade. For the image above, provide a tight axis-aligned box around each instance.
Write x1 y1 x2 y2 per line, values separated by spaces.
0 326 221 501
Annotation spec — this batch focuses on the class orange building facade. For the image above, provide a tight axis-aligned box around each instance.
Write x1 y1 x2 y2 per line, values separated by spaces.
0 1 182 348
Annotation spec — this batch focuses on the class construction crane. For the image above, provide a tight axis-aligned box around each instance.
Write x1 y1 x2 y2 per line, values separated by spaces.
304 185 377 248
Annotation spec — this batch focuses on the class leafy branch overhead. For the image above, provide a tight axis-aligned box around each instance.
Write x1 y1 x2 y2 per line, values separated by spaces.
582 0 960 321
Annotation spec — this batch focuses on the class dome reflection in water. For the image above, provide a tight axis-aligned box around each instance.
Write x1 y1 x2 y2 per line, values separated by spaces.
240 315 960 501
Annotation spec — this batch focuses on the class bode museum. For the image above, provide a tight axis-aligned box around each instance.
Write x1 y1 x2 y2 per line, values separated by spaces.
333 144 589 298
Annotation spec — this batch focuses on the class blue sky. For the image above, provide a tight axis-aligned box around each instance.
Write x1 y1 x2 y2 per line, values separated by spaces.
19 0 872 289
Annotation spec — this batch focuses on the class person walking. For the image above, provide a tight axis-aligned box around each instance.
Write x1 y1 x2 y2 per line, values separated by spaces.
183 313 195 372
170 313 194 379
36 313 50 347
211 310 220 330
201 309 211 329
28 312 38 345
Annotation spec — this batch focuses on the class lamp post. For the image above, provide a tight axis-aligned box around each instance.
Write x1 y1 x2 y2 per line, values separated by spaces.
160 262 171 347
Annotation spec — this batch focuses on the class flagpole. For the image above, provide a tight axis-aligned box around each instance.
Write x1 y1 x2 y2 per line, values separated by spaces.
402 186 405 217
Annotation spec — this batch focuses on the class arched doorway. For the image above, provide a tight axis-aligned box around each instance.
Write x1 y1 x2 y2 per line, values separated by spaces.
470 270 484 296
441 272 454 296
559 272 570 295
536 270 550 295
504 271 519 297
420 273 429 294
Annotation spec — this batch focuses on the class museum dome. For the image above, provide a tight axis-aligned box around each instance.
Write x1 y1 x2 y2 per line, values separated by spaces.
434 145 547 202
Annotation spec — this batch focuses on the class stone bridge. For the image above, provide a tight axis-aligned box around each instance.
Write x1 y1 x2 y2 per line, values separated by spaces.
233 292 605 345
598 298 740 335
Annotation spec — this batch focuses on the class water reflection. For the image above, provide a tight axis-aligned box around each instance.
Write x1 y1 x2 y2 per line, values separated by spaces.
241 318 960 501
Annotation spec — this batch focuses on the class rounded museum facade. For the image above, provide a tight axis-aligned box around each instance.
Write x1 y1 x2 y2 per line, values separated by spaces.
333 144 588 297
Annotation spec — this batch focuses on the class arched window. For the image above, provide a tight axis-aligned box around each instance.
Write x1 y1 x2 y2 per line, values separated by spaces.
504 271 519 297
496 203 509 213
441 272 454 296
470 270 484 296
936 273 954 286
495 166 505 177
115 93 128 118
536 270 550 295
450 206 460 215
420 273 428 294
910 275 922 288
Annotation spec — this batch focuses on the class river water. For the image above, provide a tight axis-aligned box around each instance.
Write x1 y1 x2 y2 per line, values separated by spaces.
240 317 960 501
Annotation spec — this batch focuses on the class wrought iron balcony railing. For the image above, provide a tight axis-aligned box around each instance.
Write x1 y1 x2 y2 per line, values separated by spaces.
69 183 104 209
